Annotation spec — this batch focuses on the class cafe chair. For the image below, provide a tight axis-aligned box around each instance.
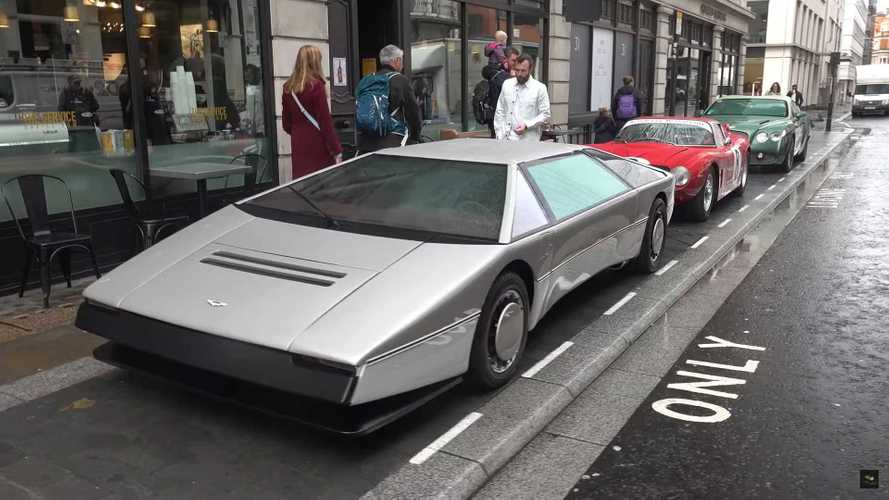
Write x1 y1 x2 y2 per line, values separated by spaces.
228 153 269 192
109 169 190 250
1 175 101 308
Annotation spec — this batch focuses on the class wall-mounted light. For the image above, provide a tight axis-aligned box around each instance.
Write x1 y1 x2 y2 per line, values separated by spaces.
142 11 156 27
109 2 120 8
206 18 218 33
0 11 9 28
64 5 80 22
135 4 145 12
138 26 151 38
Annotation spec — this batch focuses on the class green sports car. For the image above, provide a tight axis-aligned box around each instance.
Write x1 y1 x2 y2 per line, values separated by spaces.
703 96 811 172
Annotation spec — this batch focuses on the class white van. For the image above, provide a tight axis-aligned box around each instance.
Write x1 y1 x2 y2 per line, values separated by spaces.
852 64 889 117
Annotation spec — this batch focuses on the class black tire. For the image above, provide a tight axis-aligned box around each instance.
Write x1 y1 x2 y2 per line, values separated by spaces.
781 135 795 173
732 155 748 197
632 197 668 273
686 167 716 222
796 136 809 161
467 272 529 390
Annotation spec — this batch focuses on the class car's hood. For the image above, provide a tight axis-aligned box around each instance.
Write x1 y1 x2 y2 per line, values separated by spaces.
706 115 788 135
84 208 424 353
592 141 690 166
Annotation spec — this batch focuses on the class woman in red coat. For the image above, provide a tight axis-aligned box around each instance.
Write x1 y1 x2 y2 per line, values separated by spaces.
282 45 342 180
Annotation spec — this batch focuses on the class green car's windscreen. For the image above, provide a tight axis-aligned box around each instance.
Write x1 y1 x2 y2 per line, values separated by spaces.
244 155 507 240
705 99 788 118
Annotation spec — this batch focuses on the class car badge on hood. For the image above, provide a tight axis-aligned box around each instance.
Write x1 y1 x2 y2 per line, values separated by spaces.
207 299 228 307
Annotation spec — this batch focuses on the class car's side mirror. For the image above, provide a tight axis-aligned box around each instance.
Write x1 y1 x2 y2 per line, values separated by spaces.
795 111 807 120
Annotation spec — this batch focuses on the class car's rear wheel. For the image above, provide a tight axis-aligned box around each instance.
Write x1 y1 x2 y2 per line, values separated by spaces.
686 167 716 222
467 272 529 390
732 156 748 197
796 136 809 161
781 135 795 173
632 197 667 273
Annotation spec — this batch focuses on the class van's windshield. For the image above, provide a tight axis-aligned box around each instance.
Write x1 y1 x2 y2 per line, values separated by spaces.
855 84 889 95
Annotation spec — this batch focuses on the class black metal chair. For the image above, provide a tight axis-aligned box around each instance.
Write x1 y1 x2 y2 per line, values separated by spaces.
229 153 269 192
109 169 190 250
1 175 101 308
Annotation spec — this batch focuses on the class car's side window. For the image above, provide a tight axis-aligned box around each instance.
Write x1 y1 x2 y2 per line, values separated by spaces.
512 173 549 238
711 123 725 145
525 154 629 221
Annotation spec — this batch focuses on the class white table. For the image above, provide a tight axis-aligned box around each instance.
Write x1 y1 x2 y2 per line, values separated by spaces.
150 162 251 217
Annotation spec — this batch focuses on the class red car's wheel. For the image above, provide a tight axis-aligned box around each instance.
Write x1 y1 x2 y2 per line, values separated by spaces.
686 166 716 222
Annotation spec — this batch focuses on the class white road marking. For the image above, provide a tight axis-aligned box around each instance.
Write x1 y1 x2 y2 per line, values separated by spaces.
654 259 679 276
777 176 786 182
754 193 765 201
767 184 776 191
409 412 483 465
717 218 731 228
831 172 854 180
522 342 574 378
738 204 750 213
603 292 637 316
690 236 709 249
806 188 846 209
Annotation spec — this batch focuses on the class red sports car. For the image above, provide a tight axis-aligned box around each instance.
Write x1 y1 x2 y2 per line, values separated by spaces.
589 117 749 221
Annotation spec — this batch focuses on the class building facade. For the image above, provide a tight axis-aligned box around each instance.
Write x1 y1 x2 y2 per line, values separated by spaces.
744 0 844 106
838 0 868 101
871 12 889 63
563 0 752 134
862 0 877 63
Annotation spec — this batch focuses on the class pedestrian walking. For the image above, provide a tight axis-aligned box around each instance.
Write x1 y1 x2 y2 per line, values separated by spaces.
282 45 342 180
493 54 551 142
611 76 643 130
786 84 804 107
766 82 782 96
356 44 422 152
593 107 618 143
483 47 518 137
485 31 509 72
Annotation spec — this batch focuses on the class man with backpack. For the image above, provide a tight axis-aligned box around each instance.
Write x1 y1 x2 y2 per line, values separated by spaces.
356 44 421 152
474 47 518 137
612 75 643 131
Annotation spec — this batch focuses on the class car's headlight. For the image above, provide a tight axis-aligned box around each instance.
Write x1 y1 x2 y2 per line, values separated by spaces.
769 130 786 141
672 166 690 187
755 132 769 143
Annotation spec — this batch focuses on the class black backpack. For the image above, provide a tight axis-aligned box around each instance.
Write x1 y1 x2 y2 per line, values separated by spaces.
472 73 501 125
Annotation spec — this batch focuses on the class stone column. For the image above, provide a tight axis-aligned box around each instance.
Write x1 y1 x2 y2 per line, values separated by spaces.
710 26 724 101
737 39 746 95
653 5 674 114
548 0 571 128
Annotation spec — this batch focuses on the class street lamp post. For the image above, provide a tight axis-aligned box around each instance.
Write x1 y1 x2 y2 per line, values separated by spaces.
826 51 840 132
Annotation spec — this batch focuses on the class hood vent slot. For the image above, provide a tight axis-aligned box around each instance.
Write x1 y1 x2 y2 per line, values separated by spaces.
200 251 347 287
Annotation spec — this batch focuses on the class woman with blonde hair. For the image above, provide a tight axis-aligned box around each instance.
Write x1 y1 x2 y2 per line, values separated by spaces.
282 45 342 179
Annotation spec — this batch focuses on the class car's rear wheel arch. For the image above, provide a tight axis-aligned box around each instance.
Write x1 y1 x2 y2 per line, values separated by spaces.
502 260 534 308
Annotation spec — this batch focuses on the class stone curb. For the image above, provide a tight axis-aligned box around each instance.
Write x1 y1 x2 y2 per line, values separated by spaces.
364 129 855 499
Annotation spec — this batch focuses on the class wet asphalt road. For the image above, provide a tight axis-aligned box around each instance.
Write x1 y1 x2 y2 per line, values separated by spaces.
0 132 839 498
567 117 889 499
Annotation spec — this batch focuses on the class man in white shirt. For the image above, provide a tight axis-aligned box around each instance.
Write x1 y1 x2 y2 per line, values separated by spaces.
493 54 551 141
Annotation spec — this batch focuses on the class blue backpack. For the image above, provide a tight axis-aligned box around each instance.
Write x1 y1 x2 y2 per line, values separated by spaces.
355 72 405 137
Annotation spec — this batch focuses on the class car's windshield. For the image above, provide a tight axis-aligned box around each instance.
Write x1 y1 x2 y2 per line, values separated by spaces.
704 99 788 118
616 120 715 146
855 84 889 95
241 154 507 241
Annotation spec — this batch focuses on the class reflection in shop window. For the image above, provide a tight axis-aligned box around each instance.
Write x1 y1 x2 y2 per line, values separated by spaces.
465 4 506 132
412 0 463 137
513 13 543 79
136 0 269 198
0 0 139 222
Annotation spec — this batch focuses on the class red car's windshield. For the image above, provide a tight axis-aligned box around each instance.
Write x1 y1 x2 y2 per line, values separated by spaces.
616 120 716 146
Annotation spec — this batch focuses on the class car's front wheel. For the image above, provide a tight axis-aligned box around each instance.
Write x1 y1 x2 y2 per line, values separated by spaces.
782 135 795 173
467 272 529 390
686 167 716 222
732 156 748 197
633 197 667 273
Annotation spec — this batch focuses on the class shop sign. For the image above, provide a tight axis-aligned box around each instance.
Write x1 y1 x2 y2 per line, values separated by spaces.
700 4 727 22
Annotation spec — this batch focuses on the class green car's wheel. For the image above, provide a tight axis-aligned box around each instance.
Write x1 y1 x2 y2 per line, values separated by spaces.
796 136 809 162
781 135 795 173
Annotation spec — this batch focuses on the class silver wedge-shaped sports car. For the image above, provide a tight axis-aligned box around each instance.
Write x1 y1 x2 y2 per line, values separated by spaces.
76 139 673 434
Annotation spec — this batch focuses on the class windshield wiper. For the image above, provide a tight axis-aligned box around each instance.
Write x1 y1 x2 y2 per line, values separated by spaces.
629 138 670 144
285 186 340 229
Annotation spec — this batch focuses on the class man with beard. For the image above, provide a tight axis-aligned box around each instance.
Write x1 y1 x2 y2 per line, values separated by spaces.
493 54 550 142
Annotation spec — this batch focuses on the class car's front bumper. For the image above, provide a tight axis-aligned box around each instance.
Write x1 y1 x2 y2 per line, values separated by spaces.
748 141 788 166
75 302 461 434
852 104 889 115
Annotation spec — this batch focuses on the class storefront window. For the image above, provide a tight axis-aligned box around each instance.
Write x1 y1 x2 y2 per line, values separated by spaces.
513 11 543 79
136 0 268 198
0 0 138 222
465 4 504 131
411 0 462 138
